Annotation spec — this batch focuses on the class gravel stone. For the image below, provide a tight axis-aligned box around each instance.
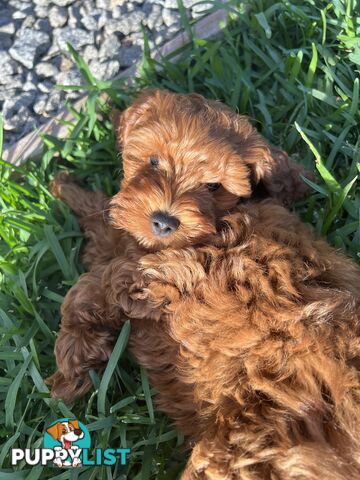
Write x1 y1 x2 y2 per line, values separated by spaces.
0 51 21 84
56 68 83 87
0 21 16 35
33 93 47 115
81 13 99 31
68 5 82 28
192 2 213 17
3 93 34 131
34 18 52 32
96 0 112 8
52 0 77 6
23 76 38 91
45 90 63 112
83 45 99 62
55 27 94 51
89 59 120 80
99 34 121 59
95 10 110 29
38 80 55 93
49 6 68 28
0 33 13 50
35 61 59 78
162 8 179 27
119 44 141 67
165 0 198 7
105 10 145 36
9 28 50 69
21 15 36 29
144 4 163 29
34 5 48 18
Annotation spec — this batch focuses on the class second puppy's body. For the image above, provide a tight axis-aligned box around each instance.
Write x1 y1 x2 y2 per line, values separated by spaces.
48 90 360 479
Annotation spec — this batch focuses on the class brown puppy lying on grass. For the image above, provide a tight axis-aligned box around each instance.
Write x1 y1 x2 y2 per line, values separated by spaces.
47 89 360 479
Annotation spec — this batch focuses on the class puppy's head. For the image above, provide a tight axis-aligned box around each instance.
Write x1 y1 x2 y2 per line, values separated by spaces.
110 89 308 250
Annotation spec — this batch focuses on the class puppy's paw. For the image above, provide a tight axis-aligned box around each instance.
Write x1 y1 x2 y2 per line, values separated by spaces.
46 370 92 404
139 250 206 297
50 171 74 199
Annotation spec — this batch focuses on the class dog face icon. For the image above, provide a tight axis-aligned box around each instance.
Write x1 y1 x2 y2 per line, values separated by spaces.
47 419 84 448
46 420 84 467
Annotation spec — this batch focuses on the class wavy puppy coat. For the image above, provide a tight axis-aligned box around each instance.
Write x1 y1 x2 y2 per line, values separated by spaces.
47 89 360 479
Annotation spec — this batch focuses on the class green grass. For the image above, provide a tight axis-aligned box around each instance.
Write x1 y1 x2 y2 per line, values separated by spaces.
0 0 359 478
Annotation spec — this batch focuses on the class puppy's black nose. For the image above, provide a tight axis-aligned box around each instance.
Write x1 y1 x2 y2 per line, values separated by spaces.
151 212 179 237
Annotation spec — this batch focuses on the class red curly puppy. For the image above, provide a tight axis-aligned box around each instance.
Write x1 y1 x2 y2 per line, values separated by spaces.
47 89 360 479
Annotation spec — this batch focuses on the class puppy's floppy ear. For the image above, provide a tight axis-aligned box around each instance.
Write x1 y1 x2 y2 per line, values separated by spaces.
202 98 311 205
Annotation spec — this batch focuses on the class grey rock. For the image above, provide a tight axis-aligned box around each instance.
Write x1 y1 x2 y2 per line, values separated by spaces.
55 27 94 51
83 45 99 62
162 8 179 27
119 44 142 67
127 31 144 47
49 6 68 28
192 2 213 17
98 10 111 29
34 5 48 18
89 59 120 80
12 10 27 19
33 94 47 115
38 80 55 93
9 28 51 69
0 88 16 103
33 0 50 5
0 73 23 89
165 0 198 7
124 2 136 12
99 34 121 59
51 0 77 6
3 93 34 131
0 34 13 50
34 18 52 33
0 51 21 83
153 26 167 45
144 4 163 30
21 15 36 29
96 0 111 8
45 90 63 112
104 10 145 36
23 74 37 91
9 0 32 11
68 5 82 28
112 6 122 19
0 21 15 35
81 13 99 31
35 61 59 78
56 68 83 87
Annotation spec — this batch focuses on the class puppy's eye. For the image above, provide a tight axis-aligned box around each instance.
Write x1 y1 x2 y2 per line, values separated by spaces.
149 156 159 167
207 183 221 192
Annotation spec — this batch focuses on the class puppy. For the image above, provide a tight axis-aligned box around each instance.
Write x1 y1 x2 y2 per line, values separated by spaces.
47 89 360 479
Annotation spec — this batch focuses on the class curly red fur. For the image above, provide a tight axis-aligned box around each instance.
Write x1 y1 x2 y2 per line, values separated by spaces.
47 89 360 479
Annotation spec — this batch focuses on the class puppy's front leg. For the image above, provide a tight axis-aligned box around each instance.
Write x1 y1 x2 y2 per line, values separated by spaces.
46 267 117 403
138 249 207 312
